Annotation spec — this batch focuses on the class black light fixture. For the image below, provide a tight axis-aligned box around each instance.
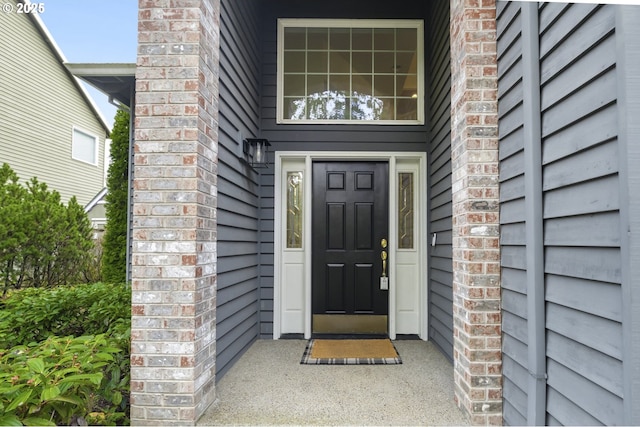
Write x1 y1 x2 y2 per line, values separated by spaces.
243 138 271 168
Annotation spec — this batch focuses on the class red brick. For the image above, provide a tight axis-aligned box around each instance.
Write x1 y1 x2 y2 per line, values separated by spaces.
132 305 145 315
131 356 146 366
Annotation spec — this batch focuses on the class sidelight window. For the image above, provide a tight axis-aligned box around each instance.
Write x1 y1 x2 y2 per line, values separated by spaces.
278 19 424 124
398 172 414 249
286 171 304 248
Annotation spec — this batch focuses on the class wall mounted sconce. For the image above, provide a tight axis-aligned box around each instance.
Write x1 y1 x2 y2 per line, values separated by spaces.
243 138 271 168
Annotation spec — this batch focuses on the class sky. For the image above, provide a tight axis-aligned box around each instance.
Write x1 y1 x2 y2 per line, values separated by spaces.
38 1 138 129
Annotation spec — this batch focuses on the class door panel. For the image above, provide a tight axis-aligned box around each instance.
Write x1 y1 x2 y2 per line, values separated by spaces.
354 263 374 311
355 203 373 249
326 264 346 311
312 161 389 333
327 203 345 249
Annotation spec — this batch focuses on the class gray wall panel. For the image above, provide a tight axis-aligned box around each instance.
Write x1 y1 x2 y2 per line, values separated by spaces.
216 0 262 379
545 275 622 321
499 176 525 205
426 0 453 361
499 126 525 161
543 175 620 218
503 356 528 395
498 2 626 424
497 4 528 419
541 105 618 165
502 333 528 370
500 151 525 182
545 387 602 426
546 302 622 360
544 247 621 283
502 311 527 343
500 197 525 224
546 331 623 398
537 0 626 396
502 378 527 425
547 358 623 425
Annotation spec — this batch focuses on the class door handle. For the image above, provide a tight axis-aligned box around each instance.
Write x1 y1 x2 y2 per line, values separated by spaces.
381 250 387 277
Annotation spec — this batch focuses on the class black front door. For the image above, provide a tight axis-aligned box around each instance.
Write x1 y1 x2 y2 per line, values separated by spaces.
312 161 389 334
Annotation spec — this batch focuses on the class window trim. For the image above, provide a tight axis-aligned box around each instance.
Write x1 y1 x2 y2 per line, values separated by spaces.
71 126 99 166
277 18 425 125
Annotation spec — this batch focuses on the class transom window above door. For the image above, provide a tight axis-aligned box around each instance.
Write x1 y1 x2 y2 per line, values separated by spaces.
277 19 424 125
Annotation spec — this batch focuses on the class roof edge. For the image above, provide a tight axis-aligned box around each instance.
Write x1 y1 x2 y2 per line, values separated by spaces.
65 63 136 76
84 187 108 212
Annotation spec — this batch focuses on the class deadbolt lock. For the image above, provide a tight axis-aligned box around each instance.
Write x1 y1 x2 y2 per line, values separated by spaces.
381 238 388 249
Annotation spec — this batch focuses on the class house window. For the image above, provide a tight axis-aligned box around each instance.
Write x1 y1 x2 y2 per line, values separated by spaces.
278 19 424 124
72 127 98 166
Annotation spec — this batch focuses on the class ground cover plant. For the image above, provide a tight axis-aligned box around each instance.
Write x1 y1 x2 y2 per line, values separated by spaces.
0 283 131 426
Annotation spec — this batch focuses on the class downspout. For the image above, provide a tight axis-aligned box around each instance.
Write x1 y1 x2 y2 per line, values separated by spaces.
521 3 546 425
257 167 263 338
125 84 135 283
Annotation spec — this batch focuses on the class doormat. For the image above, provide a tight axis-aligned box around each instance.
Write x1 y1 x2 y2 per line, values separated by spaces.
300 339 402 365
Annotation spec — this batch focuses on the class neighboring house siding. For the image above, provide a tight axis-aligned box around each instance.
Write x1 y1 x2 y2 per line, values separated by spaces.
426 0 453 361
216 0 262 378
498 2 626 424
0 0 107 206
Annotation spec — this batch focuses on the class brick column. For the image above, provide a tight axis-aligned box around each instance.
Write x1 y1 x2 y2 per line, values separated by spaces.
449 0 502 424
131 0 219 424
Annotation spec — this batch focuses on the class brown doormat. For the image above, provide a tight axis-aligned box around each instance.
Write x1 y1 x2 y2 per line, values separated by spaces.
301 339 402 365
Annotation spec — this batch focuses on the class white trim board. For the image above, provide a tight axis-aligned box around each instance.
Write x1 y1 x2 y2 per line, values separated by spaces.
273 151 428 340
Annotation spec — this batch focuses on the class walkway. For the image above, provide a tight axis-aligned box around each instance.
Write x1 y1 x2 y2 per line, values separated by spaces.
197 339 469 426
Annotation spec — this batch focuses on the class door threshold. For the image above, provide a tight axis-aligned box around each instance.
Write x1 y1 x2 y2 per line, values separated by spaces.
280 333 305 340
312 314 388 334
311 333 389 340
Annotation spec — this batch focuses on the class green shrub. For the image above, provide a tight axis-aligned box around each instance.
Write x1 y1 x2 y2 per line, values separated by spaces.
0 283 130 349
0 163 95 294
101 109 130 283
0 334 128 426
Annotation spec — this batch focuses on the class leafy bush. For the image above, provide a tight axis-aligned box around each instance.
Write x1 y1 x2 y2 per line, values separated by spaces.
0 334 128 426
0 164 95 294
0 283 130 349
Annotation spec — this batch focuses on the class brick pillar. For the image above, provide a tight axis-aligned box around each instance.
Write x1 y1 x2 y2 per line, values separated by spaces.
131 0 219 424
449 0 502 425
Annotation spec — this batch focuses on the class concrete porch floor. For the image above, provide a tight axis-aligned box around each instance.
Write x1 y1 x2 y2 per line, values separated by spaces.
197 339 469 426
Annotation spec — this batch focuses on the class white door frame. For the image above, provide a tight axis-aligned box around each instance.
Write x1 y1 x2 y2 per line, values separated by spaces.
273 151 428 340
